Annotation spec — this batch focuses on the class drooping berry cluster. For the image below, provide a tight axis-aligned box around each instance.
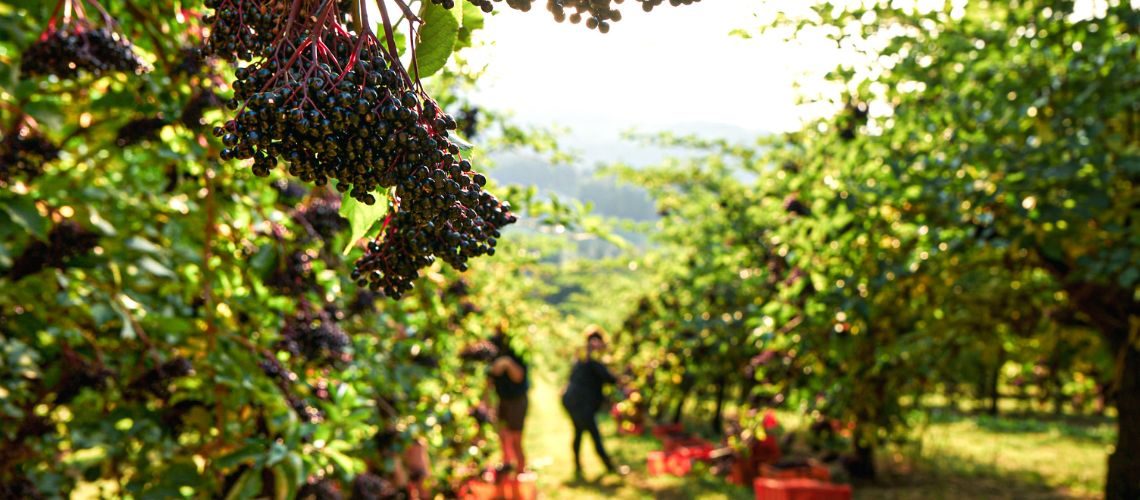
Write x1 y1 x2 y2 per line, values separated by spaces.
202 0 284 62
277 302 351 364
293 191 348 241
782 194 810 217
351 190 514 298
174 46 208 76
7 220 100 281
21 23 150 79
258 354 323 423
0 124 59 185
115 117 168 147
351 473 402 500
430 0 701 32
181 88 224 129
126 357 194 400
55 347 112 404
208 0 516 296
264 249 316 295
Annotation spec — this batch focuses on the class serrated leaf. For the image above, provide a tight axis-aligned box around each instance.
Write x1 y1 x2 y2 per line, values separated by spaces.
340 191 389 256
415 2 459 78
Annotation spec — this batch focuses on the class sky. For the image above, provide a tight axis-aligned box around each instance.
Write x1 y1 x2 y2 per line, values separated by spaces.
463 1 844 162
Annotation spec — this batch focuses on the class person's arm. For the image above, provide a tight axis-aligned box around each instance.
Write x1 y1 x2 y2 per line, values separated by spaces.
489 356 525 383
594 360 618 386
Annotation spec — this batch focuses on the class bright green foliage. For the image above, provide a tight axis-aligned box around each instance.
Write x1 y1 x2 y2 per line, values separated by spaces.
611 2 1137 496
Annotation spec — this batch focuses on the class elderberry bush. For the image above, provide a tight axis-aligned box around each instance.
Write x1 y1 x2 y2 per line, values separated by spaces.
21 25 150 79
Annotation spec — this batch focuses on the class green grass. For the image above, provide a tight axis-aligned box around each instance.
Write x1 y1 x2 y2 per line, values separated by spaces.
515 368 1110 499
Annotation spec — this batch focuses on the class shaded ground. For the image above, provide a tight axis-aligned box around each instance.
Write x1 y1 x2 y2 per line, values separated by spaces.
517 372 1107 499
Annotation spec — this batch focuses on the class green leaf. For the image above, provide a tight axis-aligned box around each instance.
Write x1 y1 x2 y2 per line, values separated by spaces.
340 191 389 256
452 0 464 27
1 196 48 239
215 443 265 469
450 133 475 154
415 2 459 79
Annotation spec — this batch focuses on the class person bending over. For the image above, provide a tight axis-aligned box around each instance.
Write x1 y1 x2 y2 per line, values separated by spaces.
485 328 529 475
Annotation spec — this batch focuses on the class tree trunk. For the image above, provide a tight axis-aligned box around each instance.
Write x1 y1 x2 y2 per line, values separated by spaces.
988 347 1005 416
1042 271 1140 500
1106 340 1140 500
711 376 727 434
672 381 692 424
848 431 876 481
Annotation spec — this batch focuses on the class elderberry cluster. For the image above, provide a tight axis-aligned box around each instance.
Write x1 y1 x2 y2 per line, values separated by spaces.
126 357 194 400
1 127 59 185
350 191 515 299
20 25 150 79
115 117 168 147
217 37 446 202
293 191 348 241
352 473 402 500
8 220 100 281
181 88 224 130
277 303 351 364
203 0 283 62
56 348 112 405
264 249 316 295
210 1 516 295
429 0 701 32
297 478 341 500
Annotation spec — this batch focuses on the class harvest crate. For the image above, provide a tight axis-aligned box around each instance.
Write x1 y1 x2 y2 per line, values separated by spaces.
753 478 851 500
760 463 831 482
647 450 695 476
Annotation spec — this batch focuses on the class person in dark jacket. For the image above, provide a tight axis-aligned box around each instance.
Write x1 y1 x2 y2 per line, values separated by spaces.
485 328 529 475
561 326 624 477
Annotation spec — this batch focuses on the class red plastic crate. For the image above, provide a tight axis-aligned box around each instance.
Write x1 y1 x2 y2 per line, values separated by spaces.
753 478 851 500
648 450 694 476
673 442 715 461
760 463 831 482
665 452 692 476
647 451 667 476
